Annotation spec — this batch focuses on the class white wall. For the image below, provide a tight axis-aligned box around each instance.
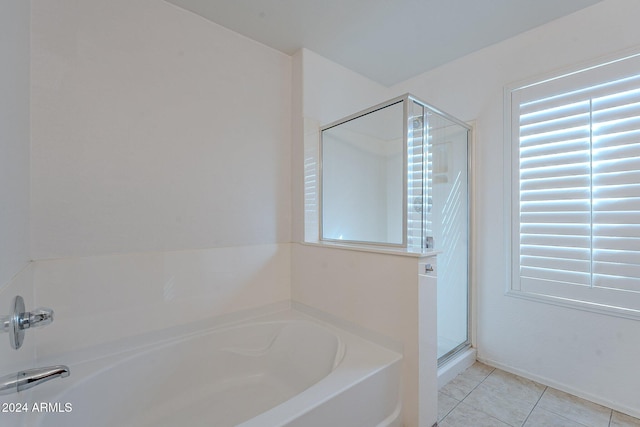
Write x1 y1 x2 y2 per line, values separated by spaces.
300 49 393 126
393 0 640 417
31 0 292 259
24 0 294 359
34 244 291 360
0 0 30 288
292 49 393 242
0 0 34 389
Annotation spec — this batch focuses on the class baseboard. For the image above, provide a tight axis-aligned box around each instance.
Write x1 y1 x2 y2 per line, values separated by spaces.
476 356 640 420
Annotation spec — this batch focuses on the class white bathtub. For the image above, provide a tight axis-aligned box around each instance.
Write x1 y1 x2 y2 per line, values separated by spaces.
21 309 402 427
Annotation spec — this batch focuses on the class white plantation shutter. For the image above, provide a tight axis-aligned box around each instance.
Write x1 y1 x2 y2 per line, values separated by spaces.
592 85 640 294
509 52 640 316
518 98 592 289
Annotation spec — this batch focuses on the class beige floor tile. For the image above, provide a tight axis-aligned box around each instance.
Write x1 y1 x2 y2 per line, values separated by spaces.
440 362 494 401
462 362 496 382
437 363 630 427
537 388 611 427
524 407 589 427
438 392 460 422
439 402 512 427
462 369 546 426
439 374 480 401
482 369 547 402
611 411 640 427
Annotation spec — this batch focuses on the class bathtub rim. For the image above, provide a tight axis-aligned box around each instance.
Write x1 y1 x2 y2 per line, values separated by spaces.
27 304 403 427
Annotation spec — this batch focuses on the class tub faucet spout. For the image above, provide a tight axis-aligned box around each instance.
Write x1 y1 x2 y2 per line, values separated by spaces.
0 365 70 395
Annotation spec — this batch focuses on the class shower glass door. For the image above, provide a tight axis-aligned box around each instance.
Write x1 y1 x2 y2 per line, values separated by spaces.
425 112 470 363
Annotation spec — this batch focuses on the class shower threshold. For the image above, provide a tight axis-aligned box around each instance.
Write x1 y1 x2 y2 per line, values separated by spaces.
437 344 476 389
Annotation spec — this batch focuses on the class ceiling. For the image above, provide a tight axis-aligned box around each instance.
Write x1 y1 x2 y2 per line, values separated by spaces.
165 0 602 87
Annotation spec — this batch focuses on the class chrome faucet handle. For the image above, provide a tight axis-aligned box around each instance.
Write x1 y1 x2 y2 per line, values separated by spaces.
22 307 54 329
1 296 55 350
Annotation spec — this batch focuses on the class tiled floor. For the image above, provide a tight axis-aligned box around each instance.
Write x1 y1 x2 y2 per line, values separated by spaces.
438 362 640 427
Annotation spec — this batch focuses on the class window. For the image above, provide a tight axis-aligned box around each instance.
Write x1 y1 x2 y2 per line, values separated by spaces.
507 51 640 318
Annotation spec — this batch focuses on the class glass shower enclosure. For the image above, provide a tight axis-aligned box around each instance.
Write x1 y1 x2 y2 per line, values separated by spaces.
319 94 471 364
427 108 471 363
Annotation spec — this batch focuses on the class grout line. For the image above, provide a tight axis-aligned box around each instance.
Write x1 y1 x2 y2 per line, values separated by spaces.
457 367 512 425
439 364 495 423
467 365 495 396
442 397 461 423
533 388 614 427
460 369 491 401
442 363 636 427
520 385 548 426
